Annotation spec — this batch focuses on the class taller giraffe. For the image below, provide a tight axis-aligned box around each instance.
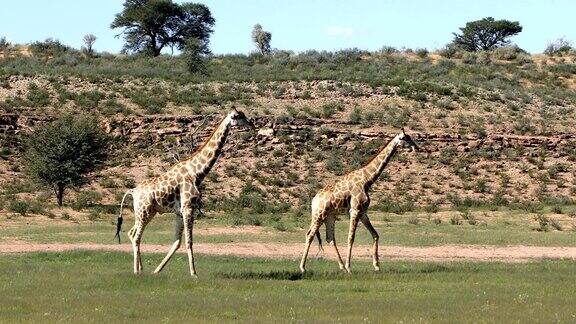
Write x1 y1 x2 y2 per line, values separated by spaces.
115 109 254 276
300 129 419 273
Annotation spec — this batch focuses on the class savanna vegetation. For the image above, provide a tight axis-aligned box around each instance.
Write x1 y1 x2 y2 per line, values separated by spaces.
1 1 576 321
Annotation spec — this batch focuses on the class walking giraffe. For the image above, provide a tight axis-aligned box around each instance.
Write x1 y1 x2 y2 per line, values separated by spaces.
299 129 419 273
115 108 254 276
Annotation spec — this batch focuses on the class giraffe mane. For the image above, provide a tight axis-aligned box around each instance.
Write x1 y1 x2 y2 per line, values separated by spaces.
180 115 227 164
360 135 398 169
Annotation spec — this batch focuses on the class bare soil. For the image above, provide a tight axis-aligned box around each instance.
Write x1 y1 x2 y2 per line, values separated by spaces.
2 242 576 263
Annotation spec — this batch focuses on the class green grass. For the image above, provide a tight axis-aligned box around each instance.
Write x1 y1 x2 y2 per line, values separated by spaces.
1 251 575 322
2 209 576 247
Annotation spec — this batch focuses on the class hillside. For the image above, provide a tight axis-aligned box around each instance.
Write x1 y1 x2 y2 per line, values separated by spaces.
1 48 576 219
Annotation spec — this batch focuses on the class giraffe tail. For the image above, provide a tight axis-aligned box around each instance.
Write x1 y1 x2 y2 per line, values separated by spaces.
115 189 133 244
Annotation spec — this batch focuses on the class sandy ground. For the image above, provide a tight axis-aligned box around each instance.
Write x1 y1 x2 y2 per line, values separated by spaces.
2 241 576 263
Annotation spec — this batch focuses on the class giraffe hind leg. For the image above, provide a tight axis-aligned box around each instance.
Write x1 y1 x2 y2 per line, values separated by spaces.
325 216 345 270
129 222 145 274
154 213 184 274
345 208 361 273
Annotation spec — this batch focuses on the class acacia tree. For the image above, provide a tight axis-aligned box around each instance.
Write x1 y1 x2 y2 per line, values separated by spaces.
111 0 215 57
25 115 109 206
452 17 522 51
82 34 97 56
251 24 272 55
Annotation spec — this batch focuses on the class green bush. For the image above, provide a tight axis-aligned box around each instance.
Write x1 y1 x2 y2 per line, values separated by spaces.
26 83 51 107
72 190 103 211
29 38 72 58
9 200 29 216
348 107 362 124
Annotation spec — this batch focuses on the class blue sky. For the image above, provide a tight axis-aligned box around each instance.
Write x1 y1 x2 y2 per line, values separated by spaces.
0 0 574 54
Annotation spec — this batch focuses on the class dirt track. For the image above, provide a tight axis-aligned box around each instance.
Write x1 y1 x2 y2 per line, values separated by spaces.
2 242 576 262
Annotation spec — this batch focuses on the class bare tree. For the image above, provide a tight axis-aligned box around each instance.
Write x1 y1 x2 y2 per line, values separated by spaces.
82 34 97 56
251 24 272 55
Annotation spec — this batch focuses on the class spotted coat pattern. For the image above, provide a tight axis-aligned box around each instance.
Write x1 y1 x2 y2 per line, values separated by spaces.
117 110 251 276
299 131 418 273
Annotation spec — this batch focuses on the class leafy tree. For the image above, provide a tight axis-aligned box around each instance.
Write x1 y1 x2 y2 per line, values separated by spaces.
82 34 97 56
452 17 522 51
111 0 215 57
183 38 207 74
24 115 110 206
251 24 272 55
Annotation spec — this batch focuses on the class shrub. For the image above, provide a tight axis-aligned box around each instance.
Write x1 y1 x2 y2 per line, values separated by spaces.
491 45 524 60
534 214 549 232
72 190 103 211
348 107 362 124
321 102 338 118
74 91 105 110
550 218 563 231
424 202 440 213
438 45 458 58
123 177 136 188
0 37 10 51
380 46 399 55
407 216 420 225
130 90 167 114
450 215 462 225
461 52 477 64
544 38 572 56
9 200 29 216
29 38 72 58
27 83 51 107
24 114 109 206
415 48 429 58
88 210 100 221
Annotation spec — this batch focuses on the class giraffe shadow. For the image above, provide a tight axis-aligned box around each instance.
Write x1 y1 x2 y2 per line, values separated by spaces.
214 270 305 281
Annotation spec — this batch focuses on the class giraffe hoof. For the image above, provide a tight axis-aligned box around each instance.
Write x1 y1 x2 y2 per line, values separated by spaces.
374 266 381 272
300 267 306 274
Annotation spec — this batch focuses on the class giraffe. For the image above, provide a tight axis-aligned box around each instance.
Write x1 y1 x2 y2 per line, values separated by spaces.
115 108 254 276
299 129 419 273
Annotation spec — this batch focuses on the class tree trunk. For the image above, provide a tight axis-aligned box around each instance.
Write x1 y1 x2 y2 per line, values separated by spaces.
54 183 65 207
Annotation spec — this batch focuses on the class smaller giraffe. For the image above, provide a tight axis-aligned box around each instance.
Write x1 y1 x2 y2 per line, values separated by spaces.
115 108 254 276
300 129 419 273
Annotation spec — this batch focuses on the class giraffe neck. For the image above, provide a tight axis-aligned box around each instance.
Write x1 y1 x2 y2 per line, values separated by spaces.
185 114 233 185
361 135 401 188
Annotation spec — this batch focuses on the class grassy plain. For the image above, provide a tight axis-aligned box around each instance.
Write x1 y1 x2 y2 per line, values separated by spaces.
1 251 575 323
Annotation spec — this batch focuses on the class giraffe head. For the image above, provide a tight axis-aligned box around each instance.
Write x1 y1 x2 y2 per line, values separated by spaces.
398 128 419 152
228 108 255 129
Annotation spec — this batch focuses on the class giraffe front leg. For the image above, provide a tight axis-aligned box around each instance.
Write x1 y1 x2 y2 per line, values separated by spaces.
299 221 322 273
345 209 360 273
360 214 380 271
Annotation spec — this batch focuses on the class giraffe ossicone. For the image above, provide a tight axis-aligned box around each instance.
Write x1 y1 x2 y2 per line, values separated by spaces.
299 130 419 273
115 108 255 276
